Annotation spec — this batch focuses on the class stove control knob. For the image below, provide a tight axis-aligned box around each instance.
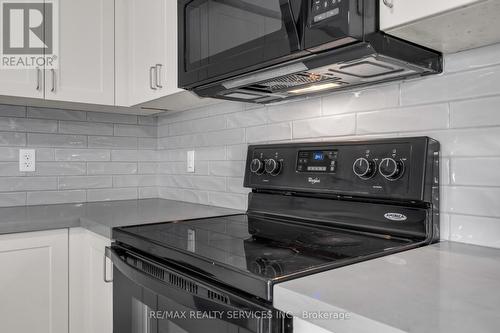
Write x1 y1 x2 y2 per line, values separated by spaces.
353 158 376 179
265 158 282 176
379 158 404 180
250 158 265 174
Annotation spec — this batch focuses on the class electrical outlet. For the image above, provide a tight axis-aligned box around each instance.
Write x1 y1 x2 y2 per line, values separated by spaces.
19 149 36 172
187 150 195 173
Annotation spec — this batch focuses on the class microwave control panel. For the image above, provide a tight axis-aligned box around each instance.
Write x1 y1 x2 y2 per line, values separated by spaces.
311 0 341 23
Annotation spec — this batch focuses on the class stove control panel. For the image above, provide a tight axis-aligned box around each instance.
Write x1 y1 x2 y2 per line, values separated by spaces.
296 150 338 173
244 137 439 201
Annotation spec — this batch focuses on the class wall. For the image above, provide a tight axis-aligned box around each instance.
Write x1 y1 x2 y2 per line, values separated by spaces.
0 106 158 206
157 43 500 249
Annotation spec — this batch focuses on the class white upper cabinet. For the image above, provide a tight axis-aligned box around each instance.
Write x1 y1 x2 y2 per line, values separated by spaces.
380 0 500 53
45 0 115 104
379 0 482 31
0 229 69 333
0 68 44 99
116 0 182 107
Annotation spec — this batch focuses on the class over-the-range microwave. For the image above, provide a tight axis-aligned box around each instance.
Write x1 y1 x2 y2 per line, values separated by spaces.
178 0 442 104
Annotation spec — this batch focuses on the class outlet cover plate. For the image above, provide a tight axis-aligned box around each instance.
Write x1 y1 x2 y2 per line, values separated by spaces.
19 149 36 172
187 151 195 173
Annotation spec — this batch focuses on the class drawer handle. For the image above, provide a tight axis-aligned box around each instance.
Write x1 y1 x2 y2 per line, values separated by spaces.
155 64 163 89
104 247 113 283
383 0 394 8
150 66 157 90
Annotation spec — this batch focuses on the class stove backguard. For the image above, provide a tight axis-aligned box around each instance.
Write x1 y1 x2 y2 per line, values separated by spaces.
244 137 440 243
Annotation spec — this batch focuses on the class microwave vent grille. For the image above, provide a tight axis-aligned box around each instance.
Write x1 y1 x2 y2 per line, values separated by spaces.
249 72 341 93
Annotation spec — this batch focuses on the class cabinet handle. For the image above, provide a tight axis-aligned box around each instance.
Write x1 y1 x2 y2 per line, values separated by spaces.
155 64 163 89
36 68 41 91
383 0 393 8
104 247 113 283
149 66 157 90
50 69 56 92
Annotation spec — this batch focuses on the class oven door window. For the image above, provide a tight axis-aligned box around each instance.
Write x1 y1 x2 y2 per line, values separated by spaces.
183 0 301 79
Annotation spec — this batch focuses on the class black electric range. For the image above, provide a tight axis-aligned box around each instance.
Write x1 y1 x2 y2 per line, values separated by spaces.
110 137 439 333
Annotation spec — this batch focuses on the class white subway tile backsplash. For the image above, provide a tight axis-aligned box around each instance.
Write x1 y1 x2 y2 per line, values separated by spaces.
114 124 156 137
0 147 20 161
58 176 113 190
451 157 500 186
226 144 248 161
0 162 24 176
59 120 113 136
27 107 86 121
322 84 399 115
292 114 356 139
227 178 249 194
442 186 500 218
55 149 110 161
450 96 500 128
87 112 138 124
0 117 57 133
357 104 449 134
88 135 137 149
422 128 500 157
209 161 245 177
267 98 321 122
169 116 226 136
445 43 500 73
226 108 268 129
401 65 500 106
0 177 57 192
87 162 138 175
87 188 138 202
246 123 291 143
113 175 157 188
0 104 26 118
0 192 26 207
27 190 86 205
35 162 86 176
28 133 87 148
450 214 500 248
0 132 26 146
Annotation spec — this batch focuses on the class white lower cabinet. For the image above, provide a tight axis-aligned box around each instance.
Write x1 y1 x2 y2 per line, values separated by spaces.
69 228 113 333
0 229 69 333
0 228 113 333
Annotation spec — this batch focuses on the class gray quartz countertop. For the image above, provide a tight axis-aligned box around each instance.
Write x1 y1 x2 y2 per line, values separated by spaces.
274 241 500 333
0 198 243 238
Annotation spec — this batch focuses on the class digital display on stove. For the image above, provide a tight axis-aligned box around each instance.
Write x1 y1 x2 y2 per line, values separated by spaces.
313 152 324 161
297 150 338 173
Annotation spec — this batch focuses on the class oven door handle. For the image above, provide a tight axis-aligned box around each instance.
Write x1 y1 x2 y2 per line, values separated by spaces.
107 246 278 333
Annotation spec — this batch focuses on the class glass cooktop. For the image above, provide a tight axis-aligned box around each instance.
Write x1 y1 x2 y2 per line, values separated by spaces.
118 214 413 280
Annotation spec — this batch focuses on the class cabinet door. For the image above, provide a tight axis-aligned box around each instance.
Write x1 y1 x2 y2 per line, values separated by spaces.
0 68 44 99
69 228 112 333
380 0 482 31
161 0 183 96
0 229 69 333
45 0 114 104
115 0 181 107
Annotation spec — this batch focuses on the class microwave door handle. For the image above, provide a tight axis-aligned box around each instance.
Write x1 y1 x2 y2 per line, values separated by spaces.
280 0 301 50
